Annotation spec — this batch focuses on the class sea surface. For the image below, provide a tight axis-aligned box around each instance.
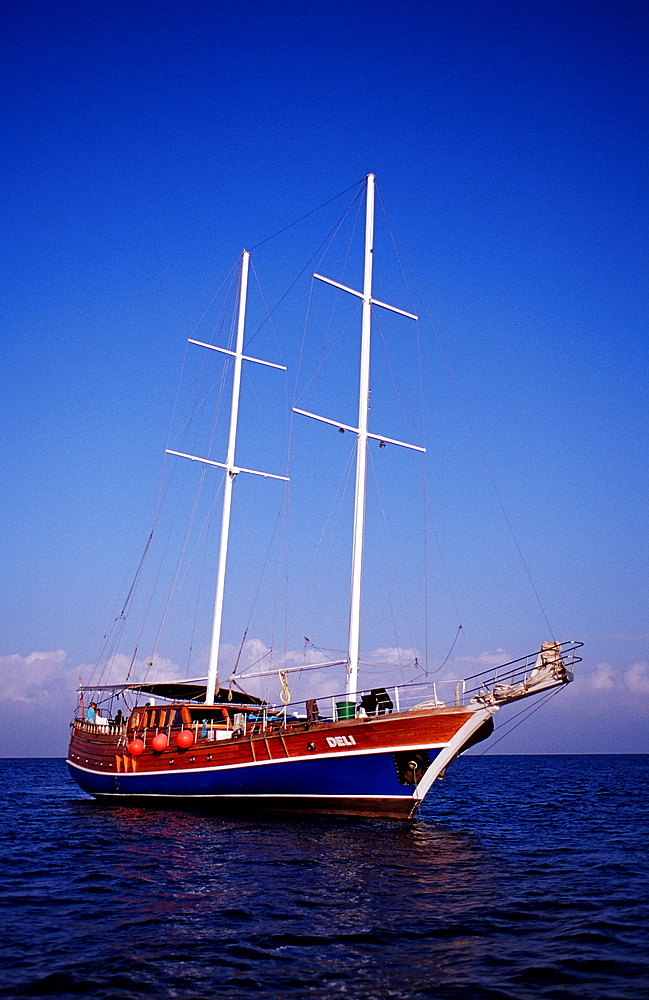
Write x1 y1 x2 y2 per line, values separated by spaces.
1 755 647 1000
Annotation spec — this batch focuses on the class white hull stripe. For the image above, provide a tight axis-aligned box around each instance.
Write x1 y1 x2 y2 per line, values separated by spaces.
67 740 448 778
92 791 409 801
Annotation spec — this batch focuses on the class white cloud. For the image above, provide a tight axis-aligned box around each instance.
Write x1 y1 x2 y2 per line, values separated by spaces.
459 648 512 666
626 661 649 694
570 660 649 697
592 661 616 691
365 647 420 666
72 651 189 690
0 649 70 703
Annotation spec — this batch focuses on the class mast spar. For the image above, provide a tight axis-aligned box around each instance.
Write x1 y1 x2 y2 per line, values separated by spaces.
206 250 250 704
166 250 288 706
346 172 375 699
294 173 423 701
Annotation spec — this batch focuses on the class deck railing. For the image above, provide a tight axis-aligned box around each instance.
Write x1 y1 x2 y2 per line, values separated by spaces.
271 639 583 724
73 641 582 740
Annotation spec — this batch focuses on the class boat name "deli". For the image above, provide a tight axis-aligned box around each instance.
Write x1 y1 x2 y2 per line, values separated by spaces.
326 735 357 748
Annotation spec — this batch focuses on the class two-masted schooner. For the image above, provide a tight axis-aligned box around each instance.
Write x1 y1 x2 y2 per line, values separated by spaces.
67 175 581 818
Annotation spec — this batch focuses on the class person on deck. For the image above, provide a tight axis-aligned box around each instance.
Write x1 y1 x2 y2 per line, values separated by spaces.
87 702 97 723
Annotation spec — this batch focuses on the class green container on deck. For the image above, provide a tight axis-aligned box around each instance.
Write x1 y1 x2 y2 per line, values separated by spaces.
336 700 355 720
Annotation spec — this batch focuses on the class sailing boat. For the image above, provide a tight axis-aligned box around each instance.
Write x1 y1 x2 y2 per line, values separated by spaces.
67 175 581 819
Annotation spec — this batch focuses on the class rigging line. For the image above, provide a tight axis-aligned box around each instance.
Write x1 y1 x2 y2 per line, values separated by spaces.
146 461 217 672
373 313 424 441
234 648 274 683
304 638 347 657
92 617 129 689
282 277 320 661
411 486 465 666
223 476 287 700
381 202 555 640
303 447 357 638
433 307 555 639
289 193 361 417
248 179 364 251
269 477 286 664
120 531 154 617
413 315 431 675
437 625 463 672
377 186 434 668
242 365 287 469
376 186 420 319
163 456 224 619
247 186 365 347
286 190 364 481
137 344 233 677
231 628 249 677
124 645 140 686
249 257 287 369
186 535 209 677
331 191 363 294
177 288 238 448
388 234 555 642
286 442 356 639
313 191 364 359
366 449 417 667
474 687 564 756
278 455 292 668
378 188 546 651
90 348 203 688
91 524 154 679
187 259 240 341
169 268 240 448
314 193 364 360
288 276 315 457
270 257 294 657
294 298 362 405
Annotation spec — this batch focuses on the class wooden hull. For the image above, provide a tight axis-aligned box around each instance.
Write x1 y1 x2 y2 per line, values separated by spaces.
67 705 494 819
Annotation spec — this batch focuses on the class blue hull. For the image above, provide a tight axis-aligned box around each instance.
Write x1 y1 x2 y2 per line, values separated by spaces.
67 747 441 816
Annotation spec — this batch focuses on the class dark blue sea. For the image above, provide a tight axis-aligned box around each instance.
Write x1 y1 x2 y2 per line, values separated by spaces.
1 756 647 1000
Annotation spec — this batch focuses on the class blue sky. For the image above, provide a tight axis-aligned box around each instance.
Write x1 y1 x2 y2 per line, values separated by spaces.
1 0 647 756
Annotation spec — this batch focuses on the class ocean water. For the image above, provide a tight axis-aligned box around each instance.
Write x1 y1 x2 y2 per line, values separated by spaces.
0 756 647 1000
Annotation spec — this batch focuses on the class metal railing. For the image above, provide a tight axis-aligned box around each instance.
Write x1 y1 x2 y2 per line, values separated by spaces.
270 640 583 723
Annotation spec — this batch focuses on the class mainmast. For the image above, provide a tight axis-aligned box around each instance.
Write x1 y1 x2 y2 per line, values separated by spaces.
294 174 423 702
167 250 288 705
346 173 375 698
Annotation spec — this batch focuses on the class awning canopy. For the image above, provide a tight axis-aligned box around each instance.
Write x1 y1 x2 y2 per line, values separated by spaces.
77 678 264 706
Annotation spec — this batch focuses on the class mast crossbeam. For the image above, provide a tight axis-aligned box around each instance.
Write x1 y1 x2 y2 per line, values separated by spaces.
165 449 288 481
292 408 425 453
313 276 418 321
188 339 286 370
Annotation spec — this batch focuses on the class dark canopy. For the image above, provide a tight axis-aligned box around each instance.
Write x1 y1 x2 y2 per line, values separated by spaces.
78 678 264 706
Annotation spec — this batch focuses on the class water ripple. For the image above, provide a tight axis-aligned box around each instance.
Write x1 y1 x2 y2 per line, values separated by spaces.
0 756 647 999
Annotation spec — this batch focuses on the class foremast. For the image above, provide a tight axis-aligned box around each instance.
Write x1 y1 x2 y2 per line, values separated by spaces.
167 250 288 705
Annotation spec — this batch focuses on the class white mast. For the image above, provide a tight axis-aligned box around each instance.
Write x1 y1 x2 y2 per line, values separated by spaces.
293 174 423 704
205 250 250 705
167 250 288 705
346 172 375 698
